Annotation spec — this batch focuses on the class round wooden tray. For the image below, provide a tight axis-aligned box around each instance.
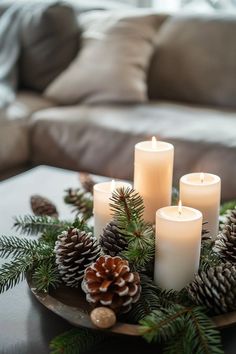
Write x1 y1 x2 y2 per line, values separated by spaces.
28 279 236 335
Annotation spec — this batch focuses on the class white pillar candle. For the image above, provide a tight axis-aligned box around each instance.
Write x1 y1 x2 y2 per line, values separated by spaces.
154 203 202 291
93 180 131 239
134 137 174 223
180 173 221 239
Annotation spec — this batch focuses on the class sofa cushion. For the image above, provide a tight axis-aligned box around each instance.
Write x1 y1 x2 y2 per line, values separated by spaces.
148 15 236 109
45 11 162 105
0 91 54 171
31 102 236 201
19 2 79 92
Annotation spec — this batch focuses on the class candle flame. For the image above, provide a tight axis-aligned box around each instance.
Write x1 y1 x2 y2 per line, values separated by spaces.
178 200 182 215
111 179 116 192
151 136 157 149
200 173 204 183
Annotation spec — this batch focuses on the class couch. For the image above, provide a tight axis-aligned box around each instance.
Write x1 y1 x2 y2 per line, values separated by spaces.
0 1 236 201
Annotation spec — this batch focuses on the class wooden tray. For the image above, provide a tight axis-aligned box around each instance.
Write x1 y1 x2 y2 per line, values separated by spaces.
27 279 236 335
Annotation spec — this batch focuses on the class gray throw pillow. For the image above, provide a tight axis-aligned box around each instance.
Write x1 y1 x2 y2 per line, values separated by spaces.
19 2 80 92
45 11 158 104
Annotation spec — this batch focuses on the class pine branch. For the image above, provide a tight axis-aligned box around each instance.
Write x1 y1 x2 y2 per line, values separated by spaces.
140 305 223 354
32 260 61 292
110 187 144 225
200 241 222 271
110 187 155 270
0 256 34 293
124 274 161 323
50 328 104 354
0 236 39 259
14 215 71 236
184 307 223 354
64 188 93 220
121 222 155 271
0 235 53 260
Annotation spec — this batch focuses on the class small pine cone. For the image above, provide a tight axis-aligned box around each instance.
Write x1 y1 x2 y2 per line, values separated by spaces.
79 173 95 194
188 263 236 315
64 188 93 220
30 195 58 217
55 228 100 287
100 221 128 256
214 224 236 263
82 256 141 313
225 208 236 227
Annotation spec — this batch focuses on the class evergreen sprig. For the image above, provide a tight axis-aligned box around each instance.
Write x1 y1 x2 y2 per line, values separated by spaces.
200 241 222 271
14 215 71 236
32 261 61 292
0 256 34 293
0 235 40 258
124 275 162 323
110 187 144 225
140 305 223 354
0 235 55 293
110 187 155 270
50 328 104 354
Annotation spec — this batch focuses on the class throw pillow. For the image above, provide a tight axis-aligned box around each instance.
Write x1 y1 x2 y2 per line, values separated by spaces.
45 10 158 104
19 2 80 92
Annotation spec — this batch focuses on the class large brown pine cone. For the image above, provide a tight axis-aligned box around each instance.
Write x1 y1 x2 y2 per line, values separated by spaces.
188 263 236 314
82 256 141 313
30 195 58 217
100 221 128 256
55 228 100 287
214 224 236 263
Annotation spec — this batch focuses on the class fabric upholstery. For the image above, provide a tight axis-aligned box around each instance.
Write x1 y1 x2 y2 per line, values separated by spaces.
18 2 79 92
31 102 236 201
45 11 163 104
148 15 236 109
0 92 54 171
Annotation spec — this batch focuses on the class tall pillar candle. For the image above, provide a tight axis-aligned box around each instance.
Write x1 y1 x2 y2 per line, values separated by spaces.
134 138 174 223
180 173 221 239
154 203 202 291
93 180 131 239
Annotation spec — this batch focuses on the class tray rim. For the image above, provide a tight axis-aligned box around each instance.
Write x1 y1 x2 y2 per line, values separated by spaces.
27 278 236 336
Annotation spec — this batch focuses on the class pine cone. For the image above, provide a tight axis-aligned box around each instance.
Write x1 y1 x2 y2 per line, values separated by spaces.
79 173 95 194
100 221 128 256
55 228 100 287
30 195 58 217
214 224 236 263
82 256 141 313
225 208 236 227
64 188 93 220
188 263 236 314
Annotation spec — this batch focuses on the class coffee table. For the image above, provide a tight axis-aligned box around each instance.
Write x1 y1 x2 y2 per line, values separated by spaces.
0 165 235 354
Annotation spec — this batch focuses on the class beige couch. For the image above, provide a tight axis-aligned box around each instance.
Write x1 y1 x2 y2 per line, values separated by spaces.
1 6 236 200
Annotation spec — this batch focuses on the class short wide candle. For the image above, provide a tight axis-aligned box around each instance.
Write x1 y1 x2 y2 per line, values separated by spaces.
134 138 174 223
180 173 221 239
93 181 131 239
154 204 202 291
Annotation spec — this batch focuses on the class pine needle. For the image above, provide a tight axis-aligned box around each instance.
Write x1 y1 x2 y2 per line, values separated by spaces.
50 328 104 354
13 215 71 236
32 261 61 292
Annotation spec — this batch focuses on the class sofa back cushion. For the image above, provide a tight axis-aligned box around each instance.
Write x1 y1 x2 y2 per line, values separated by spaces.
19 2 79 92
45 11 167 105
148 15 236 109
